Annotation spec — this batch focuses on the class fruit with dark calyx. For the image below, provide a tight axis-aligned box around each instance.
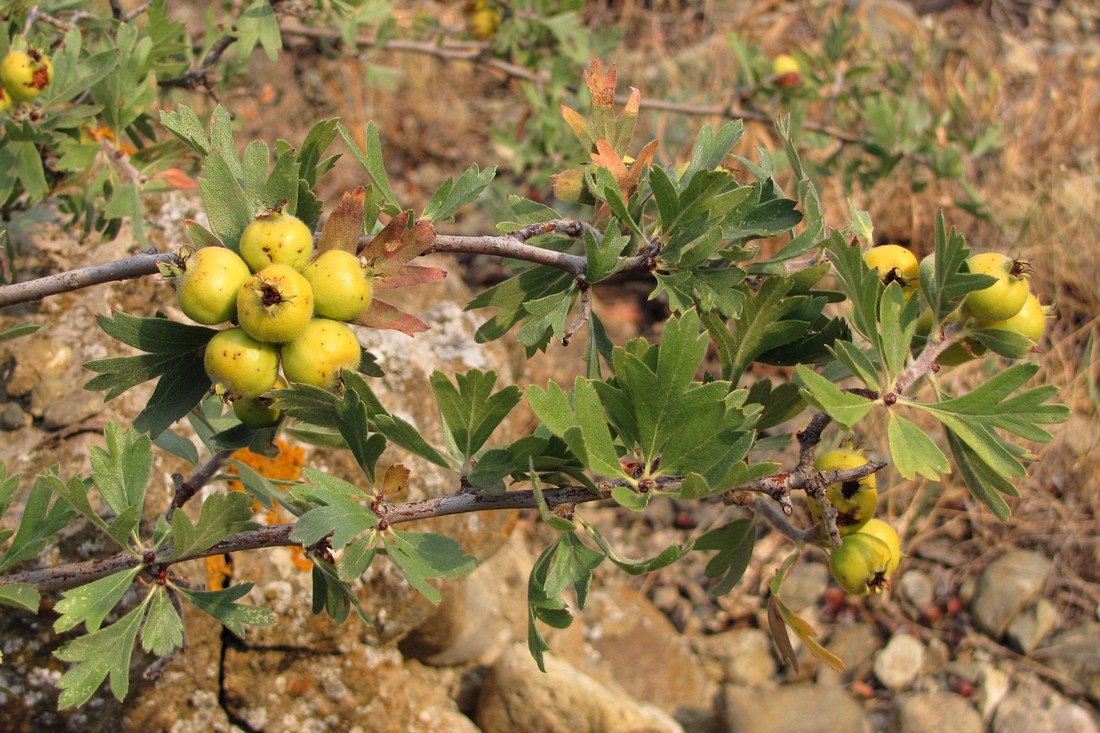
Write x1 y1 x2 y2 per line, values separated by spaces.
237 264 314 343
1 48 53 102
829 533 893 595
809 448 878 534
962 252 1029 322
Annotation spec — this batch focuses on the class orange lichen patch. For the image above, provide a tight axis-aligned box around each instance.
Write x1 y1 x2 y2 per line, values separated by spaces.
224 439 313 571
205 554 233 591
85 125 138 155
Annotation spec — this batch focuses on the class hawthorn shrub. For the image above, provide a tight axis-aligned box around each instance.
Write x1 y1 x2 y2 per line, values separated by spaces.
0 2 1065 711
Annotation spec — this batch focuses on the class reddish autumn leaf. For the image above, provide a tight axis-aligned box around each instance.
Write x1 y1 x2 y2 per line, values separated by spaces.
318 187 365 256
352 298 429 336
381 464 411 501
358 213 436 267
158 168 199 190
584 58 616 110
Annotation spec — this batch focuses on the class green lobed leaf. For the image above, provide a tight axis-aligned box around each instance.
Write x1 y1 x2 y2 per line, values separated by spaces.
887 413 950 480
0 472 76 572
89 423 153 520
176 583 276 636
946 430 1013 520
166 491 256 561
383 530 478 604
199 151 253 248
703 279 807 384
466 266 575 344
793 365 874 430
55 603 145 709
141 587 184 657
0 583 40 612
918 213 991 320
430 370 522 466
338 122 398 207
236 0 282 61
0 321 48 343
695 518 756 596
421 164 496 222
582 519 688 576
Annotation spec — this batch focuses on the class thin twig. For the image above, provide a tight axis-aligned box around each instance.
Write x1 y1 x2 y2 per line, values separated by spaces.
890 323 961 397
0 459 883 593
166 449 236 521
0 250 179 309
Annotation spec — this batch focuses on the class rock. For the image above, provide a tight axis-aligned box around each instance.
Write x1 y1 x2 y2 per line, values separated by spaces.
574 587 717 730
41 388 105 430
0 402 28 430
1032 623 1100 701
890 692 982 733
399 530 533 666
222 643 480 733
722 683 871 733
873 633 925 690
1005 597 1060 654
697 627 777 686
970 550 1051 638
992 677 1100 733
898 570 935 609
2 337 72 398
819 622 882 685
476 643 683 733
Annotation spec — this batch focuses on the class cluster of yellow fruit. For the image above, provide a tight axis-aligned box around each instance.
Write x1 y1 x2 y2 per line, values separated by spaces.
174 210 374 427
0 46 53 112
864 244 1047 365
811 448 902 596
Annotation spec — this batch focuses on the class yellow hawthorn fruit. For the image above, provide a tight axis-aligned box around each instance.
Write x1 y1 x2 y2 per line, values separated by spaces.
809 448 878 534
238 211 314 272
302 250 373 321
771 54 801 87
175 247 252 325
962 252 1030 322
980 292 1047 344
865 244 919 295
855 518 902 575
236 264 314 343
280 318 361 389
1 48 53 103
205 328 279 399
233 377 286 428
829 533 893 595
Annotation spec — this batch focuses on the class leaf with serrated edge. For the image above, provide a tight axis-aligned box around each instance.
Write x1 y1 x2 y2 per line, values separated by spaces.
352 298 429 335
141 588 183 656
888 413 950 480
55 603 144 708
176 583 276 636
318 187 365 255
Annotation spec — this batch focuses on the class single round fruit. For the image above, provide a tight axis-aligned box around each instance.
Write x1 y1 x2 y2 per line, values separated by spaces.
205 328 279 399
175 247 252 325
962 253 1030 322
865 244 919 294
303 250 373 321
771 54 801 87
1 48 52 102
281 319 361 388
467 7 501 39
855 518 902 575
810 448 878 534
233 377 286 428
236 264 314 343
829 533 893 596
980 292 1047 344
238 211 314 272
